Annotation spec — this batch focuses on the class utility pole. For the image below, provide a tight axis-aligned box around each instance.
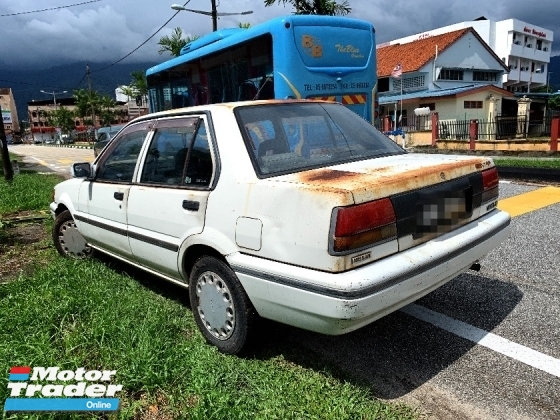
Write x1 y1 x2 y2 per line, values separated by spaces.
1 115 14 181
210 0 218 31
86 63 96 141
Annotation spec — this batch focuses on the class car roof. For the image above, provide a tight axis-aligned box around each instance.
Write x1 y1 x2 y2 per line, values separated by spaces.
133 99 337 123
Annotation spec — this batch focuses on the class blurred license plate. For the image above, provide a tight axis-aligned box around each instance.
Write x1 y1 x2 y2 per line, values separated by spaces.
416 194 467 235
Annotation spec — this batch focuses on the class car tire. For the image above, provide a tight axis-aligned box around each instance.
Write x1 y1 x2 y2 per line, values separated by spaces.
52 210 93 258
189 256 257 355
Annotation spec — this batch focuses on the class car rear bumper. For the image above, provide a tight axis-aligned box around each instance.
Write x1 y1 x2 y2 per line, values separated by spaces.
228 209 511 335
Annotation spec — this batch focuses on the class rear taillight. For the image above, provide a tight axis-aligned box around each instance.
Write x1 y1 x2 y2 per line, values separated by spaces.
481 167 499 203
332 198 397 253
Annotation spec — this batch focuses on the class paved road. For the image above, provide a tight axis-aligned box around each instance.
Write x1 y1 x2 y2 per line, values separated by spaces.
7 145 560 419
8 144 94 176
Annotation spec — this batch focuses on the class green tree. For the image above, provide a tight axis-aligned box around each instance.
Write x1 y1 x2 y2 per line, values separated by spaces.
130 71 148 97
549 94 560 110
158 27 200 57
263 0 351 15
98 94 117 126
238 22 251 28
46 106 75 134
73 89 100 123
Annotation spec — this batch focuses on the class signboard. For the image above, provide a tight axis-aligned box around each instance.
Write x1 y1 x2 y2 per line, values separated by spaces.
2 109 12 124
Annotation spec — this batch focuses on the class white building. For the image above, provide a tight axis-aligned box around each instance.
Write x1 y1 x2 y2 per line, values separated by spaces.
115 86 149 120
386 17 554 93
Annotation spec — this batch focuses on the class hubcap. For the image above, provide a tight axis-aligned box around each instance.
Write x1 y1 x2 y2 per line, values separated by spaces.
58 219 91 258
195 271 235 340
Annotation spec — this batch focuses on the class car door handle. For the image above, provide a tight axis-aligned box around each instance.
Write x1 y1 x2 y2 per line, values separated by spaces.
182 200 199 211
114 192 124 201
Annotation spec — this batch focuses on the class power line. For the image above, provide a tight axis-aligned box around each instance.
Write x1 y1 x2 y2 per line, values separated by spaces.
90 0 191 73
0 0 102 17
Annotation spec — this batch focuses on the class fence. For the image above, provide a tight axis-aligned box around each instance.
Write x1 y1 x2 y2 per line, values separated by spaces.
431 115 555 141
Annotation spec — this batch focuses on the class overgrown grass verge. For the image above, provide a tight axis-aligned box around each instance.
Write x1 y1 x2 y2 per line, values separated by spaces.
0 172 62 216
493 157 560 170
0 252 418 419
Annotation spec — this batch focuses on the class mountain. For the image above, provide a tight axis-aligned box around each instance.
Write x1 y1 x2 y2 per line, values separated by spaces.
1 61 159 123
549 55 560 91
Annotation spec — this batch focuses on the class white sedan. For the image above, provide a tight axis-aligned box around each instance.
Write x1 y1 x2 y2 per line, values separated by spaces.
51 100 510 354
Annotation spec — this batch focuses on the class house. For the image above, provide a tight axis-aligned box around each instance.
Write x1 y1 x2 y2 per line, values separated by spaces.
377 27 514 138
385 17 554 93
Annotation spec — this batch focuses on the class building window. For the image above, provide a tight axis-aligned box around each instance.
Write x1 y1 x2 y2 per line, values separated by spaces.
536 39 543 50
473 71 497 82
419 103 436 110
393 75 426 91
438 69 464 81
464 101 483 109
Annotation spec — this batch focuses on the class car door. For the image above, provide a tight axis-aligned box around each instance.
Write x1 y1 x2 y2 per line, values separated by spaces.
77 122 152 258
127 116 214 278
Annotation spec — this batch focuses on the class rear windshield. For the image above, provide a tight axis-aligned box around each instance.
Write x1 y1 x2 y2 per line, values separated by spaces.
236 102 404 177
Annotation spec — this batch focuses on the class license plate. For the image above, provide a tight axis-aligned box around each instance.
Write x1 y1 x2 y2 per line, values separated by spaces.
415 192 468 235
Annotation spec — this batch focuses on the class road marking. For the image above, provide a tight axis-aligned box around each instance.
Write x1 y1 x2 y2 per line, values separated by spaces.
498 186 560 217
402 304 560 378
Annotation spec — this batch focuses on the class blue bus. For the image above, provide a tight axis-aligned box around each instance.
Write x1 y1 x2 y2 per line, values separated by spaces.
147 15 378 123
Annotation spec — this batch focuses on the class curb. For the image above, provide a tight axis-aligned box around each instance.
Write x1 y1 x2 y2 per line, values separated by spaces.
497 166 560 182
42 144 94 149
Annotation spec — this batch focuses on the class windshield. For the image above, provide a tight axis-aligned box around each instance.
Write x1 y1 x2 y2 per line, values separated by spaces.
236 102 404 177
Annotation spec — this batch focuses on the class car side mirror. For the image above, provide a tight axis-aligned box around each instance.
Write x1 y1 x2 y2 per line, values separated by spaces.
71 162 93 178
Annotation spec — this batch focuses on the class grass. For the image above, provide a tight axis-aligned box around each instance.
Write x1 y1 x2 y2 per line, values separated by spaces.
0 245 417 419
0 171 418 419
493 157 560 170
0 172 61 216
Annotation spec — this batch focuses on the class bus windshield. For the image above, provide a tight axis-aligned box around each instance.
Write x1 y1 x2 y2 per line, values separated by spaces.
147 15 378 124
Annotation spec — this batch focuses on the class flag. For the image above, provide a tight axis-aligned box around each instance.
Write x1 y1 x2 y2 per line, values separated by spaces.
391 63 402 79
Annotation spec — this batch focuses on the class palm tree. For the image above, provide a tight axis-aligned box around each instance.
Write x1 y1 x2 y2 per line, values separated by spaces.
263 0 351 15
130 71 148 98
46 106 75 134
73 89 101 140
158 27 200 57
98 95 117 126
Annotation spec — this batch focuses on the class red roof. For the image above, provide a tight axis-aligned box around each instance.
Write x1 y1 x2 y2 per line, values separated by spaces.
377 28 507 77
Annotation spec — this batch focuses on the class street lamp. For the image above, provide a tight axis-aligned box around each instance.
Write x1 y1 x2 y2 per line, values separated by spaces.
547 72 554 93
171 3 253 32
40 90 67 110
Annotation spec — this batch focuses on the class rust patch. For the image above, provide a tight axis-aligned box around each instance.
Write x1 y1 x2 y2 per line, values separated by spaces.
296 158 486 200
301 169 360 182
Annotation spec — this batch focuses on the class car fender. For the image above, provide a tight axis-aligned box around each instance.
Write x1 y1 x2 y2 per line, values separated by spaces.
177 226 239 276
53 192 79 216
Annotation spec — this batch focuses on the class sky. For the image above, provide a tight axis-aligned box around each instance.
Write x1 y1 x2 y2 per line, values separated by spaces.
0 0 558 71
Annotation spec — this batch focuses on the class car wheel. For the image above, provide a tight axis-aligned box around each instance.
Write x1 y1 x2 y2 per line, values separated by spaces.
189 256 256 355
52 210 92 258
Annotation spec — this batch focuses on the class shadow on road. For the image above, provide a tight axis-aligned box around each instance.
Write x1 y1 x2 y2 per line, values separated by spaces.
251 272 522 400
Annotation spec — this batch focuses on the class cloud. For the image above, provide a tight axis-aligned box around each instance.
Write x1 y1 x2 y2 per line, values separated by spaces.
0 0 558 69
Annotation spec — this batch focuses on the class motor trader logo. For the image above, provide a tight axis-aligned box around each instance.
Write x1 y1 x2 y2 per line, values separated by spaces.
4 366 122 412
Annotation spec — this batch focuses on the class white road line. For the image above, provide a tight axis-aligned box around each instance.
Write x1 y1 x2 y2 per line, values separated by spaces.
401 304 560 378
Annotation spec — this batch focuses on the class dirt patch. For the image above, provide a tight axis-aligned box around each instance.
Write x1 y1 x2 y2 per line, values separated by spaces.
0 222 51 283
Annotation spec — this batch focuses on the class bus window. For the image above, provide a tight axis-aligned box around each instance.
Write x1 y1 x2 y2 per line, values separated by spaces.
147 16 376 122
